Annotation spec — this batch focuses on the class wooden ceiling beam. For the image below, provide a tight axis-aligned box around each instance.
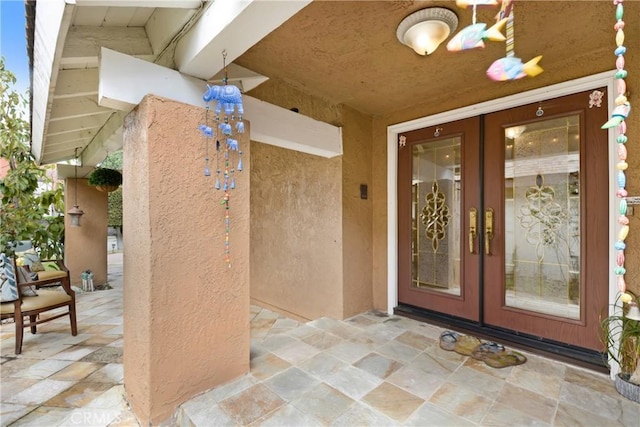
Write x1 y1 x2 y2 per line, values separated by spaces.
73 0 202 8
54 69 99 98
174 0 311 80
81 112 125 166
96 48 342 160
47 114 108 135
45 129 98 146
61 26 153 69
145 8 198 56
49 96 113 121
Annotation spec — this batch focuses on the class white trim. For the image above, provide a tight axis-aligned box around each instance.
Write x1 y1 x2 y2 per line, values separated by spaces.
98 48 343 158
387 128 398 315
31 0 75 164
387 71 617 320
174 0 312 80
73 0 202 7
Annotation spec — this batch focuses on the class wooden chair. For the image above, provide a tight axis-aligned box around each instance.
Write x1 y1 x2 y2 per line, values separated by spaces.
0 254 77 354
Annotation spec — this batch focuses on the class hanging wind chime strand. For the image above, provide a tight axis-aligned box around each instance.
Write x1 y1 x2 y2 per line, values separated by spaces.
486 0 543 81
602 0 632 304
198 50 245 268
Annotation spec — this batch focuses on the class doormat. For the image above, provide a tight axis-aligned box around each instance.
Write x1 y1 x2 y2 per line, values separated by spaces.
439 330 526 368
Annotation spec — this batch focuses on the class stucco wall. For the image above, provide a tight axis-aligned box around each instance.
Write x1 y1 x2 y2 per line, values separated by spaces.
248 79 376 320
250 142 343 320
64 178 107 287
248 77 342 126
341 106 373 318
248 57 640 318
623 45 640 294
122 95 250 425
371 120 389 311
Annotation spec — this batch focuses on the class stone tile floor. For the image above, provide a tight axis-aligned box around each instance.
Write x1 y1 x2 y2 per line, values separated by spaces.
1 254 131 426
2 253 639 426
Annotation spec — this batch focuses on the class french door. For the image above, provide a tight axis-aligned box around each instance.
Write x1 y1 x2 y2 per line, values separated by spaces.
398 89 609 351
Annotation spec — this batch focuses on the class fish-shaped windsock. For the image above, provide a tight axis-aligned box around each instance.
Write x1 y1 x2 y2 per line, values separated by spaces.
447 19 507 51
486 55 543 81
602 102 631 129
456 0 500 8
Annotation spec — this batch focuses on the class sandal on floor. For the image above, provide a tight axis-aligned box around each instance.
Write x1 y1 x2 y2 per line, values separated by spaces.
439 330 460 351
471 341 505 361
454 335 482 356
484 350 527 368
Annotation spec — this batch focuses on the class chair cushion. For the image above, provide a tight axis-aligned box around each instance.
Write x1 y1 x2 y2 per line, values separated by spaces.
0 290 71 315
36 270 68 281
15 250 44 272
16 266 38 297
41 261 61 271
0 253 19 303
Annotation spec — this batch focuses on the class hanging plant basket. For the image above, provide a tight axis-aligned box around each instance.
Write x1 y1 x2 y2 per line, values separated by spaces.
95 184 119 193
88 168 122 192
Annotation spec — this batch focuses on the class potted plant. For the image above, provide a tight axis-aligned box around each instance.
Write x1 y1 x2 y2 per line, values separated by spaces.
88 168 122 193
601 291 640 403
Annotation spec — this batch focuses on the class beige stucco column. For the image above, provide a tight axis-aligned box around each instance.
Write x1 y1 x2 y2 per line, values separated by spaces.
64 178 108 287
122 95 250 425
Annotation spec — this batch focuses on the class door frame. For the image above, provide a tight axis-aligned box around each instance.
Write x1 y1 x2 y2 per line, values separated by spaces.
386 70 618 364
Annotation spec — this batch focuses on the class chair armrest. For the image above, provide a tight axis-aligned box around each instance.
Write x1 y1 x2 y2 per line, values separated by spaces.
27 276 74 297
13 257 73 296
35 260 70 290
29 274 68 288
31 261 72 294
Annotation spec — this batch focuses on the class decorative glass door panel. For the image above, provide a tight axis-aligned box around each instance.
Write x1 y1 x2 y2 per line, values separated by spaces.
484 90 608 351
398 117 480 321
398 89 608 351
412 138 461 296
504 116 581 320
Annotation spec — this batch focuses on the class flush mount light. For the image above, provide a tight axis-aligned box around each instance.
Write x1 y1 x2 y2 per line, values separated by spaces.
397 7 459 55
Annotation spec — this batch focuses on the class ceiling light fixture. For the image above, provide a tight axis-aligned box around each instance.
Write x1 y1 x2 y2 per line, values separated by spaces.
397 7 458 55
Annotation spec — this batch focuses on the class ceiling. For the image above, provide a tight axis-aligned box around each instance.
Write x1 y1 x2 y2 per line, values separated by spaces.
30 0 203 165
236 0 635 117
30 0 637 166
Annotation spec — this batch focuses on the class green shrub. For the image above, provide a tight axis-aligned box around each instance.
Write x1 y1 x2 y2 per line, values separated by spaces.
88 168 122 187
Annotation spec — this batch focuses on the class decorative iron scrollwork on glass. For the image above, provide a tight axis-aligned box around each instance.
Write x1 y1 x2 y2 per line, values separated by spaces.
517 173 568 262
420 181 451 252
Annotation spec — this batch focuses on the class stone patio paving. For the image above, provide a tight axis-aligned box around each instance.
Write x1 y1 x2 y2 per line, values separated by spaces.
2 253 638 426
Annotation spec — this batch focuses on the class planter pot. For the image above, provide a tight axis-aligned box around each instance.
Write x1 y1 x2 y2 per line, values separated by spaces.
95 185 119 193
615 373 640 403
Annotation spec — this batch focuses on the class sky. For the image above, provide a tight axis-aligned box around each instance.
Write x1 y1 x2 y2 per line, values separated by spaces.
1 0 30 98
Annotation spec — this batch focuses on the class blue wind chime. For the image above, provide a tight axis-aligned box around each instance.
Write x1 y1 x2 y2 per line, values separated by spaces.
198 51 245 267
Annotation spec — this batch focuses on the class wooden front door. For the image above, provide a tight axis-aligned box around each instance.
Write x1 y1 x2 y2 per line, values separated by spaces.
398 89 609 351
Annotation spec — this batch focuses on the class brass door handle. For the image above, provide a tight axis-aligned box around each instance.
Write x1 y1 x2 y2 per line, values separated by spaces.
469 208 478 253
485 208 494 255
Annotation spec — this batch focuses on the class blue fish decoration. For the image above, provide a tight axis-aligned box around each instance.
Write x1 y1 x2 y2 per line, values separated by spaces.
486 55 543 81
447 19 507 51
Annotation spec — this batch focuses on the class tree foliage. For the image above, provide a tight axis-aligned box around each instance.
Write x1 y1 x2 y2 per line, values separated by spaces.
0 57 65 258
108 187 122 228
100 151 123 228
